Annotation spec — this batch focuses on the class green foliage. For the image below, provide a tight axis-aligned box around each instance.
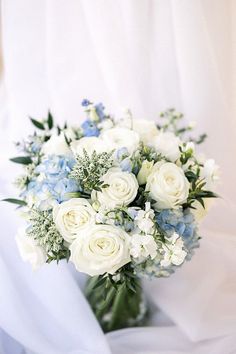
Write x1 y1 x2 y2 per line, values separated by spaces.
27 209 65 259
69 149 114 193
30 117 45 130
47 111 54 130
184 171 218 209
10 156 33 165
85 265 146 332
2 198 27 206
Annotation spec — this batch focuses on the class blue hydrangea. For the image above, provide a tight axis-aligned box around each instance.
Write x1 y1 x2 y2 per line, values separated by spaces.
81 120 100 137
156 208 200 257
22 155 79 210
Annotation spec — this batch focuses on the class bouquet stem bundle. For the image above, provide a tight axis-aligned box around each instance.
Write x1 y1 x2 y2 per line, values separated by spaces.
85 274 146 332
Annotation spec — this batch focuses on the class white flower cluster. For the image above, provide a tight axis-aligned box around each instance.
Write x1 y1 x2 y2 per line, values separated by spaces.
13 102 219 279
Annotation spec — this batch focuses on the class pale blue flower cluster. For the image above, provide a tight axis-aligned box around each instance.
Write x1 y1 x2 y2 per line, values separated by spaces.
22 155 79 210
156 208 200 257
81 100 106 137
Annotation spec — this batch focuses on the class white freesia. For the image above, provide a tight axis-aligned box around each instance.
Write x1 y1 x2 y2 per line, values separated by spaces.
201 159 219 189
130 234 157 261
132 119 159 144
70 136 109 156
42 133 72 156
69 224 130 276
135 202 155 234
137 160 154 185
92 168 139 208
151 132 181 162
53 198 96 243
101 127 140 155
15 228 46 271
146 162 190 209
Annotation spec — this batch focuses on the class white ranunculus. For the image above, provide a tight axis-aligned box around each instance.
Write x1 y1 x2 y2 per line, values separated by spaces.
53 198 96 243
69 224 130 276
201 159 219 190
101 127 140 155
146 162 190 209
132 119 159 144
130 234 157 261
92 168 139 208
15 228 46 270
137 160 154 185
70 137 109 157
42 133 72 156
151 132 181 162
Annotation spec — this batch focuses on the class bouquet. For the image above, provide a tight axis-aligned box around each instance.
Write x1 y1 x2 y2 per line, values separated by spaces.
4 100 219 332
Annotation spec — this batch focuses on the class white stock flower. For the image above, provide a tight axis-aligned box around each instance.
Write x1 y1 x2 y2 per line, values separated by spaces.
42 133 72 156
161 233 187 267
92 168 139 208
101 127 140 155
15 228 46 270
135 202 155 234
130 234 157 261
53 198 96 243
69 224 130 276
151 132 181 162
137 160 154 185
201 159 219 189
132 119 159 144
146 162 190 209
70 137 109 156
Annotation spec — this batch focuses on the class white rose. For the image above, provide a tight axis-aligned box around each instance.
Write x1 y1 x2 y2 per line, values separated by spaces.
92 168 139 208
151 132 181 162
69 224 130 276
201 159 219 190
130 234 157 261
53 198 96 243
15 228 46 270
132 119 159 144
42 133 72 156
146 162 190 209
70 137 109 157
101 127 140 155
137 160 154 185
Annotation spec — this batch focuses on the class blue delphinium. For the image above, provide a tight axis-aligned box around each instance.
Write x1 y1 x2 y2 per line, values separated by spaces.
81 120 100 137
22 155 79 210
94 103 106 121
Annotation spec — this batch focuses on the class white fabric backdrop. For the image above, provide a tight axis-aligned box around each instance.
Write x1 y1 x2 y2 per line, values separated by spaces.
0 1 235 353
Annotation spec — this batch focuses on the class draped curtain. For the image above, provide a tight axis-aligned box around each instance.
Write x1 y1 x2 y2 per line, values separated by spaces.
0 1 235 353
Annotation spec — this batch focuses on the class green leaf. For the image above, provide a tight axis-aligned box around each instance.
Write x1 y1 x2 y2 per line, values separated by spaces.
2 198 27 206
10 156 32 165
30 117 45 130
47 111 53 130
